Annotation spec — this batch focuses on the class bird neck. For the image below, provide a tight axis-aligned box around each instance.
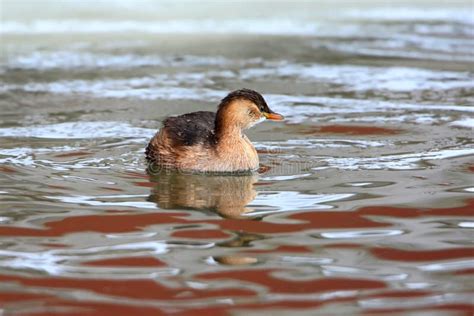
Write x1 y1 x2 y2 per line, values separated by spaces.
214 111 244 144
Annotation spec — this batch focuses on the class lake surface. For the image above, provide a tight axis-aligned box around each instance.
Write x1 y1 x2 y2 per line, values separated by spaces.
0 1 473 315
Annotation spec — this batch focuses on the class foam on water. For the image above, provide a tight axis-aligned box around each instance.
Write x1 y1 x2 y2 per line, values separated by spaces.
4 51 232 70
2 5 472 35
241 63 474 92
0 121 155 139
248 192 354 214
4 53 473 94
2 78 472 127
0 244 179 277
0 19 322 35
449 118 474 129
342 7 474 24
46 194 157 209
320 41 474 63
314 147 474 171
257 139 387 150
320 229 405 239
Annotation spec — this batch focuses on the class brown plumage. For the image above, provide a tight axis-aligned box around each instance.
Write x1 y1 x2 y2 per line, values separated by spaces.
145 89 283 173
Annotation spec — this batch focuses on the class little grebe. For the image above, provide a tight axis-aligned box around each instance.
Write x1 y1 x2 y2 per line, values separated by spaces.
145 89 283 173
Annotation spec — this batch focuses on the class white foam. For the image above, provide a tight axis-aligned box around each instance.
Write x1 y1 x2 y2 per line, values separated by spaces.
2 77 224 101
259 173 312 181
449 118 474 129
315 147 474 171
0 146 81 167
0 242 178 277
46 194 157 209
3 78 473 118
241 63 474 92
5 51 232 70
2 7 472 36
320 229 405 239
418 259 474 272
257 139 387 150
343 7 474 24
358 293 472 309
248 191 354 214
321 41 474 63
0 19 321 35
0 121 155 139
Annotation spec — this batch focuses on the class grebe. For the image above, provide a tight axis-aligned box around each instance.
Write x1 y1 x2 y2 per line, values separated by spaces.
145 89 283 173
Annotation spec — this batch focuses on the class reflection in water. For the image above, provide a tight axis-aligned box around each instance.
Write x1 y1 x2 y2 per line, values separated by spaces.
148 171 258 219
211 255 259 266
217 231 266 248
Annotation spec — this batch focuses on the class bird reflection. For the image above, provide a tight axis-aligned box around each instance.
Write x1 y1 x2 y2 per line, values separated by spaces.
147 171 258 219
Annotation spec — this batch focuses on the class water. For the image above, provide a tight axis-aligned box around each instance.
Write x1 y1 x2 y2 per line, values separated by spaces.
1 1 473 315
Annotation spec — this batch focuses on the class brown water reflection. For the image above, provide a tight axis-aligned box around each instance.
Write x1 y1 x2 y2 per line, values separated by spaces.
148 172 258 219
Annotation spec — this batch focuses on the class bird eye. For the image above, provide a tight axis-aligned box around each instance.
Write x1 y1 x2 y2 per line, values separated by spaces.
248 109 260 118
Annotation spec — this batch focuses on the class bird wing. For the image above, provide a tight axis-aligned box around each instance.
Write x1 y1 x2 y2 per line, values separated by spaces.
163 111 216 146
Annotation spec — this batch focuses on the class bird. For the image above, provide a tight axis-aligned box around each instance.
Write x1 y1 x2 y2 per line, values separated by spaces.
145 88 283 173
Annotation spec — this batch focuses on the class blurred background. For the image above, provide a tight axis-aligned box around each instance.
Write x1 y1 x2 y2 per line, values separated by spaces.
0 1 473 315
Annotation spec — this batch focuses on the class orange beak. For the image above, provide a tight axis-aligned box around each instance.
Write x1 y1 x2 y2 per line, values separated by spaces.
263 112 284 121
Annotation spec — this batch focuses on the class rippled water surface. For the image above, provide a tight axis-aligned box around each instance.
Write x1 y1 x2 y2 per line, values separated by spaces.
1 1 473 315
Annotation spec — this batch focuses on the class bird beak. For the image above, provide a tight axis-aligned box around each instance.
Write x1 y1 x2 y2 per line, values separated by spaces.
263 112 284 121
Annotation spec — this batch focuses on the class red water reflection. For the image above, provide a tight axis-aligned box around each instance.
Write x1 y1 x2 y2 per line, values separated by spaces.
133 181 156 187
54 151 92 158
0 166 16 173
372 247 474 262
40 243 68 248
363 303 474 316
0 274 255 301
82 256 167 267
324 243 362 248
454 268 474 275
358 198 474 218
364 290 433 299
197 269 386 294
0 212 189 237
123 171 149 179
0 198 463 314
4 294 353 316
211 209 389 234
1 199 472 237
173 294 373 316
172 229 231 239
0 206 386 238
243 245 313 253
302 125 401 135
0 292 53 303
20 299 166 316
